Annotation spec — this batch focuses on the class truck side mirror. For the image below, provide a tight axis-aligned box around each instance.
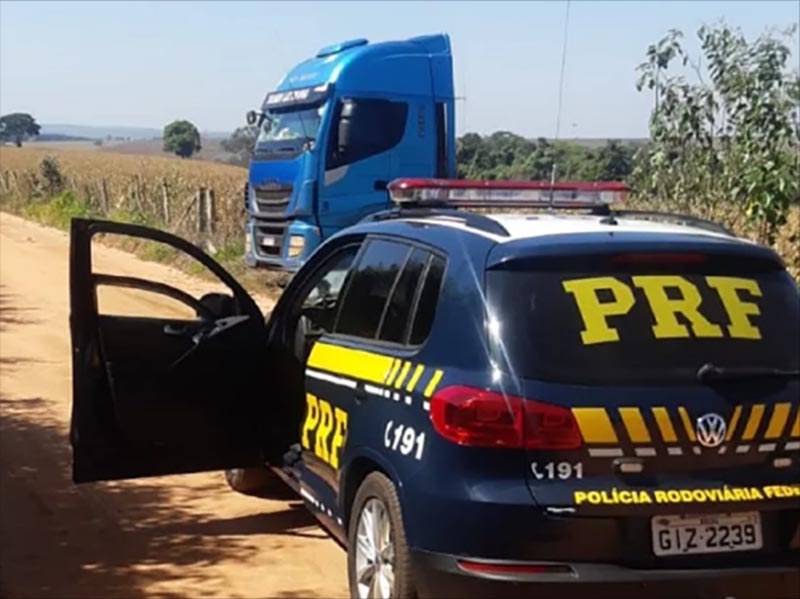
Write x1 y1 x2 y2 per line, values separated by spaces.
337 100 357 152
246 110 261 126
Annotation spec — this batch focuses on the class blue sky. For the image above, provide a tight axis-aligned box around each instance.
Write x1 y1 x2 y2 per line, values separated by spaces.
0 0 797 137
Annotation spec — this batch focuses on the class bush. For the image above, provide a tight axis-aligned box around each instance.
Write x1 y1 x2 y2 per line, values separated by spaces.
39 156 64 195
23 190 90 229
633 25 800 244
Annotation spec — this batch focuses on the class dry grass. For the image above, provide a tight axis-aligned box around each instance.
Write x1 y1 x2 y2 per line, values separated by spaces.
0 146 247 243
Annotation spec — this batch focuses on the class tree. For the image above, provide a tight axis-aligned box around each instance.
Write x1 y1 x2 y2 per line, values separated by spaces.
633 24 800 242
592 140 637 181
162 120 201 158
220 126 257 166
455 132 636 182
0 113 41 147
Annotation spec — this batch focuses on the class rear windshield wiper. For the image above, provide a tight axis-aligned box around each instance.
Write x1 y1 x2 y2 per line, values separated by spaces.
697 363 800 383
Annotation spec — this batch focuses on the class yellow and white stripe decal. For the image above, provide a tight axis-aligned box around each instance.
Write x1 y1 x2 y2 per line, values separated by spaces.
306 342 445 408
572 402 799 458
619 407 651 444
741 404 765 441
652 407 677 443
572 408 618 445
308 342 395 385
394 361 412 389
406 365 425 392
764 403 791 439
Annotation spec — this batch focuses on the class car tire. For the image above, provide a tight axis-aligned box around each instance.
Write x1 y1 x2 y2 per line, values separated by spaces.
348 472 416 599
223 467 294 499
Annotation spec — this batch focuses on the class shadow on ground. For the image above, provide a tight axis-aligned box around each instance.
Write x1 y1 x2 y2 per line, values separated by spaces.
0 288 326 599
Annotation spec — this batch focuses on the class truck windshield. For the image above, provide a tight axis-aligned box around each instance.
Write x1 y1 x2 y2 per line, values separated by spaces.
256 106 323 152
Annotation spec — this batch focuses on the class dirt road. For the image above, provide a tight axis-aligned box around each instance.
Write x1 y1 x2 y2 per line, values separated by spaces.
0 213 347 598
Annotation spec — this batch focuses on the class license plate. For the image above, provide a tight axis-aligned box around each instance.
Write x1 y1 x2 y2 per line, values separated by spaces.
260 236 277 247
651 512 762 556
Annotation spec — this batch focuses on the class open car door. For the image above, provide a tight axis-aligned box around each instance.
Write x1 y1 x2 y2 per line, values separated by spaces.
70 219 286 483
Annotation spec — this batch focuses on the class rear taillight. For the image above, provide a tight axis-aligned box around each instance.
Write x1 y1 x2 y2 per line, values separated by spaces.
523 400 583 450
429 385 582 450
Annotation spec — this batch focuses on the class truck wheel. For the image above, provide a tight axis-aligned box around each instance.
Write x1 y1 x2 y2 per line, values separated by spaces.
348 472 415 599
223 467 294 499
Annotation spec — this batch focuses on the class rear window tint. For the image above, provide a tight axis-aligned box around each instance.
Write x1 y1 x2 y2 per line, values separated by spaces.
487 265 800 385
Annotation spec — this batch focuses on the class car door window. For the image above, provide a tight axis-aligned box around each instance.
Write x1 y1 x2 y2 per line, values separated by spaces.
378 248 429 343
335 239 409 339
409 255 446 345
298 246 358 335
91 234 239 321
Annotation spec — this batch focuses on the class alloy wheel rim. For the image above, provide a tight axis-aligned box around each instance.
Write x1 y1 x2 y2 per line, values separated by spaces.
354 497 395 599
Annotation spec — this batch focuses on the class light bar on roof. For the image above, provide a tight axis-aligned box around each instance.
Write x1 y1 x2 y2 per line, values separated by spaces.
388 178 629 208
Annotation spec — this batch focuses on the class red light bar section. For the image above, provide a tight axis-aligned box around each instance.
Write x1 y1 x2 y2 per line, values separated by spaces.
388 178 629 209
389 178 630 192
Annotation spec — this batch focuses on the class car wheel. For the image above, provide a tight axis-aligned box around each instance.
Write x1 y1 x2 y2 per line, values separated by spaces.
223 467 294 499
348 472 415 599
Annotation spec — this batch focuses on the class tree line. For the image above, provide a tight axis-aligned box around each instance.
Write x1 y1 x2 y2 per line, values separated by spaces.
455 134 638 181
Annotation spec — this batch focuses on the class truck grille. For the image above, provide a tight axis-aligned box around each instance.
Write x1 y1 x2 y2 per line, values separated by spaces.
252 183 293 217
253 220 287 257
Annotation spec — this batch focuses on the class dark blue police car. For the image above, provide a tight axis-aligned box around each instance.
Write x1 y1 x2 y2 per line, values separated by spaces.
69 178 800 599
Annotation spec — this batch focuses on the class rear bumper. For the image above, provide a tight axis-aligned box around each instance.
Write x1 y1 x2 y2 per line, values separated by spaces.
411 549 800 599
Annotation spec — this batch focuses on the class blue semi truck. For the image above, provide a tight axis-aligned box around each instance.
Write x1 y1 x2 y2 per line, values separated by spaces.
244 33 456 270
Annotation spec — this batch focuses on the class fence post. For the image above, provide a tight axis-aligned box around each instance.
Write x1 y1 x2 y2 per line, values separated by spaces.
24 173 37 197
99 178 109 213
196 187 206 234
161 179 171 226
132 175 143 212
204 188 216 234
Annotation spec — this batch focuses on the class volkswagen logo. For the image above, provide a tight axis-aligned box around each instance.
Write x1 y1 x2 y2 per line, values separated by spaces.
696 413 727 448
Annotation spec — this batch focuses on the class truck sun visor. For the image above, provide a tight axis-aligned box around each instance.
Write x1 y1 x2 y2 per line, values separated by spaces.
263 84 331 111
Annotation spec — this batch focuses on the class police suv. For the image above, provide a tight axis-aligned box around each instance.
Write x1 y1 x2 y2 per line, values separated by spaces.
69 179 800 599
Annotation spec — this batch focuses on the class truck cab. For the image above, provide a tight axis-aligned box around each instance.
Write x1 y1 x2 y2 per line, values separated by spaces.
244 34 456 271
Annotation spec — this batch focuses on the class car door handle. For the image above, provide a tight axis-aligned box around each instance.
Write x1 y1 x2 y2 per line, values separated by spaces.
163 323 188 336
373 180 388 191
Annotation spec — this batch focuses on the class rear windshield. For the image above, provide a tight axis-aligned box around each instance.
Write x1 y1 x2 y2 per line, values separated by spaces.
487 258 800 385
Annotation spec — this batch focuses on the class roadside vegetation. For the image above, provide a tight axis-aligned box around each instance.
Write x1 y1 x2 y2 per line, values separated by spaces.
1 24 797 284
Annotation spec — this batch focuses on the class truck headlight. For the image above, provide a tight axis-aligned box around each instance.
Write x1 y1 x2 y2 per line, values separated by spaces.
245 231 252 254
288 235 305 257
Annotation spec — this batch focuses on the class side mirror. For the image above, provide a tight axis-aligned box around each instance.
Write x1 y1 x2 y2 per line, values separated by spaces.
337 100 356 150
246 110 260 126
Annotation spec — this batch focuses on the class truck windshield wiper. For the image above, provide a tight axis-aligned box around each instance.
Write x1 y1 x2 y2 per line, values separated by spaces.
697 363 800 383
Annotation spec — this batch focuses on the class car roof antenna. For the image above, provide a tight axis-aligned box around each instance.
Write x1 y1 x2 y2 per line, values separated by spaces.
549 0 571 213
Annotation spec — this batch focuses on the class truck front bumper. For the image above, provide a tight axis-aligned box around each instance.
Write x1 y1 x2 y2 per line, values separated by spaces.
244 218 320 271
